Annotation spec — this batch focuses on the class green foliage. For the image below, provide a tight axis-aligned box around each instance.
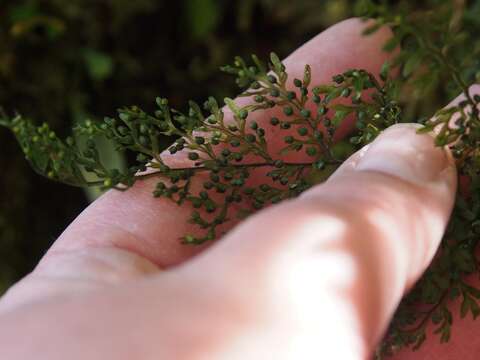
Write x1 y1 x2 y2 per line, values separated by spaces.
0 55 399 244
4 0 480 357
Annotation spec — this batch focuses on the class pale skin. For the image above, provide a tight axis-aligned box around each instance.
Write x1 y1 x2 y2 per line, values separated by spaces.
0 18 479 359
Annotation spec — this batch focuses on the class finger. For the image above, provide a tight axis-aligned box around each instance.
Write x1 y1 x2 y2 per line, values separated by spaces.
388 85 480 360
177 123 457 358
41 18 395 272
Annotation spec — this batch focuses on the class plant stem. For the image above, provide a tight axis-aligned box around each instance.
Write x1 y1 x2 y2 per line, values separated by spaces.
133 159 340 182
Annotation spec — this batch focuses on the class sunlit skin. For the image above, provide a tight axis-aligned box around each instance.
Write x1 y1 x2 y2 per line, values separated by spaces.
0 18 478 359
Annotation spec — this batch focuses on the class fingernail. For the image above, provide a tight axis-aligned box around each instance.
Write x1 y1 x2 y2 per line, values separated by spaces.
355 124 451 183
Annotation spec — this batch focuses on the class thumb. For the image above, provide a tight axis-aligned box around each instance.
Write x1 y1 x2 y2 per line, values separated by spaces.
179 123 457 359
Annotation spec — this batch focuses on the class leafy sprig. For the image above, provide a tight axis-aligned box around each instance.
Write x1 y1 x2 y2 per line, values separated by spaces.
0 53 397 245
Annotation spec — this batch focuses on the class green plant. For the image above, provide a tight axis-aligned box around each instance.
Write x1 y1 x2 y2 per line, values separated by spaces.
0 55 399 244
3 0 480 357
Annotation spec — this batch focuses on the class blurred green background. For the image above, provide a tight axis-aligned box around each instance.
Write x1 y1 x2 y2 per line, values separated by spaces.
0 0 356 292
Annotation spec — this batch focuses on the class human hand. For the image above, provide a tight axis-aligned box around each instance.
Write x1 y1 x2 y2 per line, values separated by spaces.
0 18 475 359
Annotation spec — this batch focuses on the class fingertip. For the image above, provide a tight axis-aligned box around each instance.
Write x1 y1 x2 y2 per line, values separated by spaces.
332 123 457 190
356 124 455 184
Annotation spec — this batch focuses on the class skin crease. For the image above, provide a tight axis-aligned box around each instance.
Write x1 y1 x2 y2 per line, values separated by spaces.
0 18 477 359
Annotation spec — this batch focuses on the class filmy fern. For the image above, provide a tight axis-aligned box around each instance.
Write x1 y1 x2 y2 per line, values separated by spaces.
3 0 480 357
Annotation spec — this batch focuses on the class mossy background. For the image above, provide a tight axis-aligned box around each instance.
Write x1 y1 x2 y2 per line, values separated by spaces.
0 0 359 292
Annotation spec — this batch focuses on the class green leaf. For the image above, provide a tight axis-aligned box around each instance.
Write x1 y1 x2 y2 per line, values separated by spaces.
332 111 349 126
453 248 475 272
251 55 266 74
432 272 450 290
29 149 49 173
9 4 38 22
440 328 451 343
383 36 401 52
269 52 285 75
303 65 311 87
324 87 343 103
466 284 480 299
331 141 355 160
362 22 382 35
313 85 336 94
77 135 127 202
471 298 480 319
403 52 424 78
224 98 238 113
305 164 338 184
412 333 426 351
83 49 114 81
380 61 390 81
0 117 10 127
354 0 377 16
416 125 433 134
270 52 281 68
461 294 470 318
184 0 220 39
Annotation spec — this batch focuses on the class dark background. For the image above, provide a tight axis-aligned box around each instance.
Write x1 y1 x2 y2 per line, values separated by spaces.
0 0 358 292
